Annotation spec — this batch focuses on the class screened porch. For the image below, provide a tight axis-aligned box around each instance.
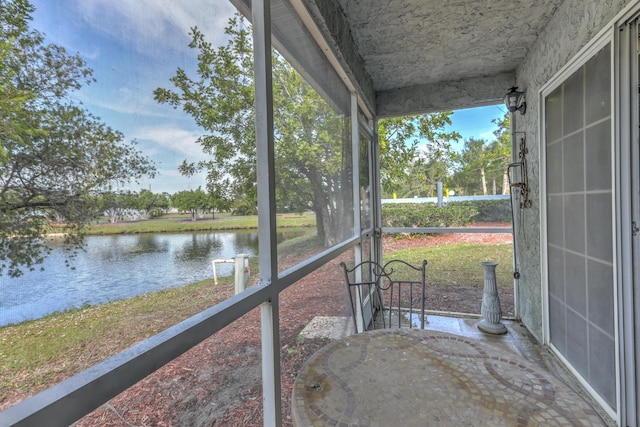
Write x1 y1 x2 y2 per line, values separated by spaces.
2 0 638 426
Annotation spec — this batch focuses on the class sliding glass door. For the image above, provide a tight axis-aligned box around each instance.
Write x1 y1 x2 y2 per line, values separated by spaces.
543 41 617 412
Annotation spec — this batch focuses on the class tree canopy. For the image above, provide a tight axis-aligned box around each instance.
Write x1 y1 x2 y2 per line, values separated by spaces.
155 15 461 245
450 113 511 196
171 188 213 221
378 115 461 198
0 0 155 277
384 111 512 199
155 17 254 217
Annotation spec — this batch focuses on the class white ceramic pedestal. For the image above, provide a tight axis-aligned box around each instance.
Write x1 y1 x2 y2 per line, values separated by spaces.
478 261 507 335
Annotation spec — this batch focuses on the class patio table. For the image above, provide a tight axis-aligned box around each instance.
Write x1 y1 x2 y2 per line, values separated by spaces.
291 328 605 427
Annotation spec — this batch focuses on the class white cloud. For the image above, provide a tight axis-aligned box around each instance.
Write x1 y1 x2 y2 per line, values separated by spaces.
136 167 208 194
79 91 174 119
132 126 211 193
29 0 223 195
72 0 237 57
135 125 205 160
80 47 101 60
136 176 205 194
157 168 186 178
477 130 498 142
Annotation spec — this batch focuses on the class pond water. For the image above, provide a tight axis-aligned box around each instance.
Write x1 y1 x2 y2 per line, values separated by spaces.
0 231 272 327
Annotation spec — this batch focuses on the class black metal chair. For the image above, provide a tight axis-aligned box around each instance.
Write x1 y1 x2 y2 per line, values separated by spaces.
340 259 428 333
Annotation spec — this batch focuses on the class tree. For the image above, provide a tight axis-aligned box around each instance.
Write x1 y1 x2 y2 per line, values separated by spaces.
389 140 458 199
450 113 512 196
156 17 347 244
378 114 460 198
489 112 512 195
98 192 127 223
131 189 170 219
0 0 155 277
271 54 353 244
155 17 255 216
155 16 459 245
451 138 492 195
171 188 212 221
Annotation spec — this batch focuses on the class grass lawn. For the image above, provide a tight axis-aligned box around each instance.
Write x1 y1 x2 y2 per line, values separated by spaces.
384 242 513 287
0 278 228 404
83 212 315 235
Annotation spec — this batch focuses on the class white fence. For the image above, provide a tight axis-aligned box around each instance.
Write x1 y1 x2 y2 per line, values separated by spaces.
381 194 510 204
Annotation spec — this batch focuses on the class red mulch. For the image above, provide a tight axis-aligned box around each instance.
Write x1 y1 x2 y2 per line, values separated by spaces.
73 231 513 427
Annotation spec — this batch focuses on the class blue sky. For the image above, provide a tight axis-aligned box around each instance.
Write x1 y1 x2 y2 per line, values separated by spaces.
29 1 504 194
445 105 506 150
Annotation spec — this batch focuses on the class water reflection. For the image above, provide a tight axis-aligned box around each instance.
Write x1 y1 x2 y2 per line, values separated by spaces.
0 230 272 326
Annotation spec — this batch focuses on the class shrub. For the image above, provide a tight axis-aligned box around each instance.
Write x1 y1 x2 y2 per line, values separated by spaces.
232 202 258 216
449 199 512 223
381 203 478 228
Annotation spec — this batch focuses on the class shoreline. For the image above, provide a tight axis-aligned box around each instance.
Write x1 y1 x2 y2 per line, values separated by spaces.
41 214 316 237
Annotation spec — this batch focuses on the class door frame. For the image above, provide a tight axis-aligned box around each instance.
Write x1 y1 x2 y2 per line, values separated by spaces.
615 12 640 427
539 28 620 422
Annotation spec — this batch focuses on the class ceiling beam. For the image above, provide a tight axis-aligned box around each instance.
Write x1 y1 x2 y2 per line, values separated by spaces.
376 72 516 117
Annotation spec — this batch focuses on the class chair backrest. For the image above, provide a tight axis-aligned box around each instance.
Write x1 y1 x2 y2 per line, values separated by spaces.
340 259 427 333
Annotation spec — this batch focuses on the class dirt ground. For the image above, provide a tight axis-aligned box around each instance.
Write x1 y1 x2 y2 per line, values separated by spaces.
73 231 513 427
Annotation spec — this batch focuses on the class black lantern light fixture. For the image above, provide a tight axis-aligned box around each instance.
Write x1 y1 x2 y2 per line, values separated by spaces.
504 86 526 115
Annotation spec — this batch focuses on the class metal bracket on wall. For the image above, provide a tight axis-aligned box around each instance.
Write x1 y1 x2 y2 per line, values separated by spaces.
507 133 532 209
507 132 530 281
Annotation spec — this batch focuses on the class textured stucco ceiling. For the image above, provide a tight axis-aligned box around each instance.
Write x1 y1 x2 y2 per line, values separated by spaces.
335 0 565 92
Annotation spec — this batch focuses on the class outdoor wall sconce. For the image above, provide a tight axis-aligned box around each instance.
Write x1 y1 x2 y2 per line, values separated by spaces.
504 87 526 115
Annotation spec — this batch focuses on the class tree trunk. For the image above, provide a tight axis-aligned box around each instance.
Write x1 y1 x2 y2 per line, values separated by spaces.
309 168 330 245
314 208 326 245
308 166 344 247
481 167 487 195
502 170 509 195
492 178 496 195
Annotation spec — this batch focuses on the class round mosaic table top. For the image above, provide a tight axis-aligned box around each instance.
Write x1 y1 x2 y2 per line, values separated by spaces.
292 328 605 427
